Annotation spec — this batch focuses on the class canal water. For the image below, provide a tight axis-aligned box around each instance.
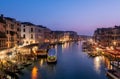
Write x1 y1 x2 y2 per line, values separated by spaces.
19 41 109 79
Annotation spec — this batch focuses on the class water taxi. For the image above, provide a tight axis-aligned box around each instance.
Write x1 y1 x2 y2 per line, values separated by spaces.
47 48 57 63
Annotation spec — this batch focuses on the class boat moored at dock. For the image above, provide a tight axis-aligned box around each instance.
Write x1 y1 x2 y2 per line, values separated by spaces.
36 43 49 57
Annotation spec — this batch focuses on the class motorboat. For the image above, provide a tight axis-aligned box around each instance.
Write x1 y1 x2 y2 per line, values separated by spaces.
47 48 57 63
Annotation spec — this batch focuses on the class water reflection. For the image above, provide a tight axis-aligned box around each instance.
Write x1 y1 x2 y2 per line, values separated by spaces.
47 64 56 73
104 57 112 70
20 42 110 79
31 66 38 79
94 56 112 74
94 56 101 74
62 42 70 52
39 58 46 67
40 59 43 67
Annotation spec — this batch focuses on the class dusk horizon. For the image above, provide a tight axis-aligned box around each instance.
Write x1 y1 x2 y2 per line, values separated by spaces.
0 0 120 79
1 0 120 35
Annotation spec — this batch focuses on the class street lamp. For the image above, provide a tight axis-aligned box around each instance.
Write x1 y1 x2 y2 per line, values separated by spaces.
113 41 116 46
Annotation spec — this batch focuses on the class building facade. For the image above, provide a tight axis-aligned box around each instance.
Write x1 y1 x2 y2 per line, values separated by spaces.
21 22 44 46
43 27 51 43
0 15 7 50
93 26 120 47
5 17 21 48
50 31 78 43
0 15 21 49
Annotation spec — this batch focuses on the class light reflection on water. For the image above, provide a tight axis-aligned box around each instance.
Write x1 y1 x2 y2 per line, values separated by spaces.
20 42 110 79
31 66 38 79
40 59 43 67
93 56 112 75
104 56 112 70
62 42 69 52
94 56 101 74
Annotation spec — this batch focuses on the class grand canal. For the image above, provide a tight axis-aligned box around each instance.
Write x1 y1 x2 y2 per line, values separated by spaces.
19 41 110 79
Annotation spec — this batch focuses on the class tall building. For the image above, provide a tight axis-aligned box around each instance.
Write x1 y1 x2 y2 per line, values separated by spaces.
0 14 21 48
21 22 45 46
0 15 7 50
5 17 21 48
93 26 120 47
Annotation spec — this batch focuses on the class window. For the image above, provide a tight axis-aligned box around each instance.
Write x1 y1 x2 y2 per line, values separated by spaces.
17 28 20 32
31 34 33 39
6 30 9 34
23 29 25 32
31 28 33 32
38 29 41 32
30 41 33 44
11 24 14 29
26 41 28 44
23 34 26 38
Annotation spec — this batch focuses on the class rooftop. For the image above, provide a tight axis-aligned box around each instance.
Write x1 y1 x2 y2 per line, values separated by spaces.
0 17 6 24
21 22 35 26
4 17 15 21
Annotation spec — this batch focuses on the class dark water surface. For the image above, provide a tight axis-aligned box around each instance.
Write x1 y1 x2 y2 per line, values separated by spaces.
19 42 109 79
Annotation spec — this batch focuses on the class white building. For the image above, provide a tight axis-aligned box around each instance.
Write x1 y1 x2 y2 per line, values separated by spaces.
21 22 44 46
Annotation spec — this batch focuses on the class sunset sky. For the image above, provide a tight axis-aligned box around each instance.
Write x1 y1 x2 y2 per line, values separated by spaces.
1 0 120 35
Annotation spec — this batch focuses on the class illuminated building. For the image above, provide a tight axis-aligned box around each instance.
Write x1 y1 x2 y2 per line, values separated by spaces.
50 31 78 43
0 14 21 48
0 15 7 49
94 26 120 47
21 22 45 46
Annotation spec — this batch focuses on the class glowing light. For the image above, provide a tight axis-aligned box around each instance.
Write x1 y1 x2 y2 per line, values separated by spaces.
113 41 117 46
106 47 110 50
12 60 16 63
102 52 104 54
31 66 38 79
40 59 43 67
0 55 4 59
110 46 114 50
94 57 101 74
2 60 6 64
96 47 99 51
32 46 38 55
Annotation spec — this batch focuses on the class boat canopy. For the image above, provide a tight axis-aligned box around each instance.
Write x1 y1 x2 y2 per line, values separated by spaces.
48 48 56 56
